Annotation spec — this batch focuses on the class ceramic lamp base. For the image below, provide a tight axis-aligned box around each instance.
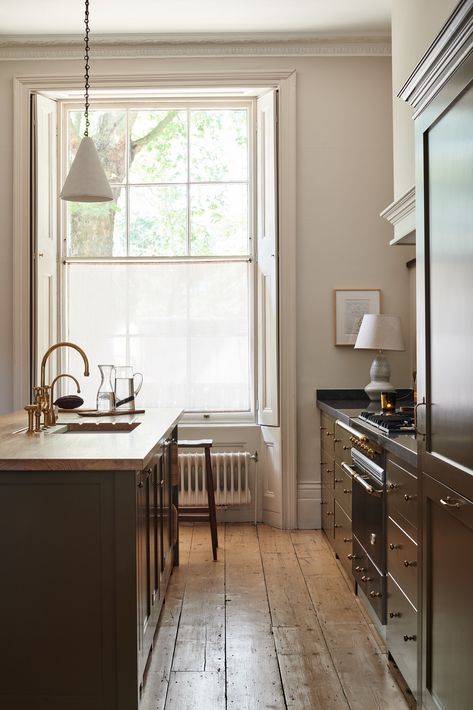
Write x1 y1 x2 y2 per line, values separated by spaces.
364 354 395 401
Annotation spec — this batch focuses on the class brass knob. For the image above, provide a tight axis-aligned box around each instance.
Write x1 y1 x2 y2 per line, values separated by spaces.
343 537 352 543
389 612 401 618
368 448 375 456
403 635 416 642
326 431 334 437
355 565 366 572
347 553 357 560
334 478 342 483
320 426 326 431
404 494 412 501
404 560 417 568
334 524 341 529
369 590 382 598
389 543 400 550
334 439 341 444
389 482 399 490
326 511 333 516
343 445 351 450
361 575 372 582
326 468 334 473
343 488 351 494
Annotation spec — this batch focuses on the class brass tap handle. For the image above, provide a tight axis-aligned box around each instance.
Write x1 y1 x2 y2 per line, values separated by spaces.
24 405 37 434
34 407 42 433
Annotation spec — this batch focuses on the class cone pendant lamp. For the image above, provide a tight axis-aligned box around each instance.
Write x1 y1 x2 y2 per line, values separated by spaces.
60 0 113 203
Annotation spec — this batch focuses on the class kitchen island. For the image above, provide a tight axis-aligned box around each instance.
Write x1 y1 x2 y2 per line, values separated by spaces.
0 408 182 710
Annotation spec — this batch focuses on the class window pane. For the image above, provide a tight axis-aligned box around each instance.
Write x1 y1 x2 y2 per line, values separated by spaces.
129 185 187 256
66 262 250 412
190 184 248 255
190 109 248 182
128 110 187 184
68 110 126 183
67 186 126 257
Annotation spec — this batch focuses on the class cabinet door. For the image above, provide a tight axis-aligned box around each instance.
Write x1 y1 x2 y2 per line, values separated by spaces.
422 474 473 710
136 468 151 679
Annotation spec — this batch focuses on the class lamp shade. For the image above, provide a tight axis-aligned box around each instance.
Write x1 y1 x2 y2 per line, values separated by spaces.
60 136 114 203
354 314 405 351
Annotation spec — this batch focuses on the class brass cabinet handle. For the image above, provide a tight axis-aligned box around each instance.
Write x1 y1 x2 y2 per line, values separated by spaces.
334 478 342 483
341 462 356 476
325 511 334 516
326 431 334 437
388 482 399 490
343 537 352 543
403 634 416 642
415 399 427 437
326 468 334 473
334 524 341 528
361 575 372 582
369 590 382 598
389 543 401 550
389 612 402 618
343 488 351 494
347 553 358 560
440 496 461 509
404 494 413 501
342 445 351 450
320 426 326 431
355 565 366 572
404 560 417 568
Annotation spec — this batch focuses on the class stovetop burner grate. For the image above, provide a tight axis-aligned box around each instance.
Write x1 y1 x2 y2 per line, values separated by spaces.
358 411 415 434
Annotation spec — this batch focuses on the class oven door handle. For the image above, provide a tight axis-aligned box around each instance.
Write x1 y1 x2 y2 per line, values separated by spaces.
352 471 383 497
341 462 356 478
335 419 368 442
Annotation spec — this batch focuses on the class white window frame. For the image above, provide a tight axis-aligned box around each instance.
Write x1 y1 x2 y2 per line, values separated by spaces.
59 97 257 424
13 69 297 528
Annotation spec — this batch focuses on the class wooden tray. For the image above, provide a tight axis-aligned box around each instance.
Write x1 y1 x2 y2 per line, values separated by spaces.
59 408 145 417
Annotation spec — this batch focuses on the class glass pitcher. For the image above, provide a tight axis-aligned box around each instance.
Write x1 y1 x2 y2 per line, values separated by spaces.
114 366 143 410
96 365 116 412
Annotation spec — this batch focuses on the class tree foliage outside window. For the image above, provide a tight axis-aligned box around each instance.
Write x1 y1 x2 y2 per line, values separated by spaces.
66 106 249 258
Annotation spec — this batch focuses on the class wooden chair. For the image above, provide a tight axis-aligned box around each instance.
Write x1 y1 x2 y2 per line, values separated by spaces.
178 439 218 560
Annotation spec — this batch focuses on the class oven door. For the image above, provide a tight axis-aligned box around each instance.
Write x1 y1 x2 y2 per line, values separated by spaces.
350 451 385 574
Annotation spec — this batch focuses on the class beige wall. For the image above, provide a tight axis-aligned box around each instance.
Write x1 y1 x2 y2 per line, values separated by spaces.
391 0 458 198
0 52 412 526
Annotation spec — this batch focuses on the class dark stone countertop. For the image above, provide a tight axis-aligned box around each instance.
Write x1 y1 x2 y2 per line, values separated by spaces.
315 389 418 468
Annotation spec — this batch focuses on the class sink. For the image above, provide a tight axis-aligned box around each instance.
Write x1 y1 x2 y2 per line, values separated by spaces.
53 421 141 434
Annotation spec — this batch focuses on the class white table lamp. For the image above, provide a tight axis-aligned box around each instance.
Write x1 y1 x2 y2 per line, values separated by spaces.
354 314 405 401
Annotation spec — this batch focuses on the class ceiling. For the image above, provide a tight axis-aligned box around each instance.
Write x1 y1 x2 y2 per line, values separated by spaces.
0 0 391 36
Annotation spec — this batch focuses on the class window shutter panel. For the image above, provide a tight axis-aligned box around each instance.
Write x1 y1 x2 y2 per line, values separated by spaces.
256 90 279 426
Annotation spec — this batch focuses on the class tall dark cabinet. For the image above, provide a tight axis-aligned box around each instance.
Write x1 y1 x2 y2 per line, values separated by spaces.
400 2 473 708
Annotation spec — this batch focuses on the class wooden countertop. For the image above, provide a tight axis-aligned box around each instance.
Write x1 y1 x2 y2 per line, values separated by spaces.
0 408 182 471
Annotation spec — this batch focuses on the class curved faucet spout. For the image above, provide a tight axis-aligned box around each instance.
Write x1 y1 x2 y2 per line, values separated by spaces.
40 342 90 387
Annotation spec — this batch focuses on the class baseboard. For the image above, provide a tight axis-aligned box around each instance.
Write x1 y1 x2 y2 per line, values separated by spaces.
297 481 321 529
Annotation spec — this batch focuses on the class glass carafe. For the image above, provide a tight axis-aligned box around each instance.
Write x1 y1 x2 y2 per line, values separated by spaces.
114 366 143 410
96 365 116 412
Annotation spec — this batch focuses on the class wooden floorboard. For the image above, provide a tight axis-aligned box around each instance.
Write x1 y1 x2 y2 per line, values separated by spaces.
140 523 409 710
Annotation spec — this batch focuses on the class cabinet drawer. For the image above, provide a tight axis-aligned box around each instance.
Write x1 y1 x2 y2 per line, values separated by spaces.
321 485 334 540
320 413 335 455
334 421 352 466
387 457 418 540
387 574 418 697
387 517 418 607
352 537 385 624
334 501 353 579
334 462 352 517
321 459 335 490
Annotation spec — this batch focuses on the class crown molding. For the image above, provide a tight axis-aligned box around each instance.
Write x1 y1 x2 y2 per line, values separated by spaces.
0 32 391 60
398 0 473 117
380 186 416 246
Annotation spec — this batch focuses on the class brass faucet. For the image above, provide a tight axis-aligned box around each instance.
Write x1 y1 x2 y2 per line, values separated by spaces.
26 342 90 432
47 373 81 426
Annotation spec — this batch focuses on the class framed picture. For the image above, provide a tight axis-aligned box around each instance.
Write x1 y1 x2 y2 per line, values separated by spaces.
334 289 381 346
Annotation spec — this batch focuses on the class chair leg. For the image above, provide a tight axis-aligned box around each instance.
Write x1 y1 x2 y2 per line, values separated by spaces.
204 446 218 560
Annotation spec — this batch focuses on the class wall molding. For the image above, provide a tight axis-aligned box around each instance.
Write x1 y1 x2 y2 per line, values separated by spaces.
399 0 473 117
297 481 321 530
0 32 391 60
380 186 416 246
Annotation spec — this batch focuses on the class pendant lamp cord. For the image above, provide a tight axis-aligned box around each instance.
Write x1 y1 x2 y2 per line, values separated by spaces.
83 0 90 137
